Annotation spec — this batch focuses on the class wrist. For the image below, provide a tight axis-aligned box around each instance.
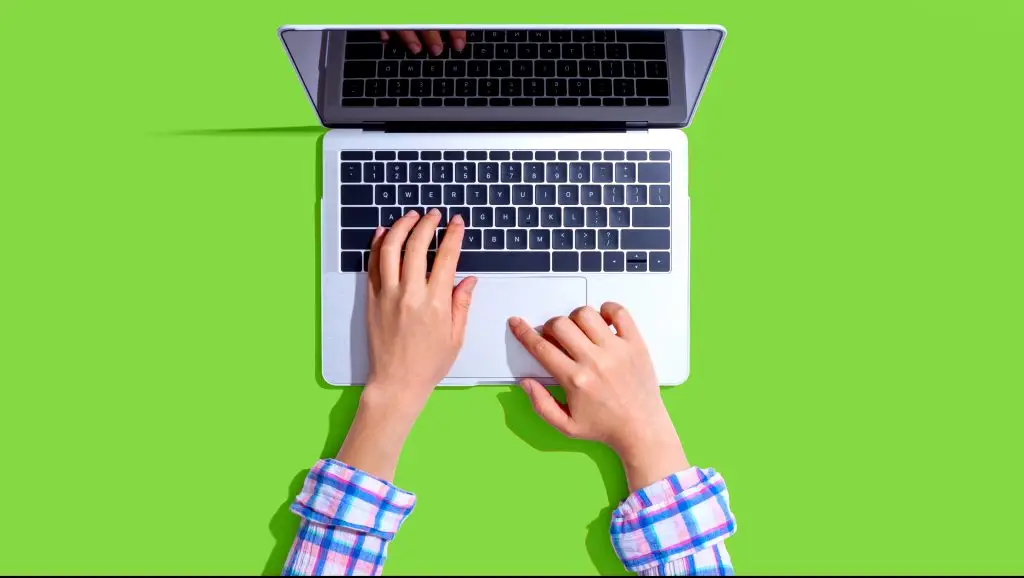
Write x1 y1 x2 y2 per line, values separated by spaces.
335 383 423 482
613 411 690 493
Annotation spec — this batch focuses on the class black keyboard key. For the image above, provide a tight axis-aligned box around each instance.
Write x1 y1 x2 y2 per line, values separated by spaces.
622 229 669 249
421 185 443 206
581 96 600 106
581 151 602 161
535 61 556 78
628 261 648 272
629 44 667 60
497 43 516 59
607 43 627 59
512 185 533 205
513 60 533 77
568 78 589 96
646 61 668 78
381 206 403 227
399 61 421 78
501 78 522 96
444 185 465 205
638 162 671 183
469 61 489 77
363 162 385 183
650 151 671 161
512 151 533 161
631 207 670 227
495 206 516 227
575 229 595 250
445 61 466 77
474 43 495 59
649 185 670 205
541 207 561 227
626 185 647 205
540 43 559 59
458 251 550 272
508 30 528 43
602 61 624 78
479 78 500 96
593 163 614 183
552 251 578 272
650 252 670 272
555 151 578 162
624 61 645 78
343 79 364 98
346 42 383 60
524 78 544 96
374 151 396 162
604 151 625 161
587 207 608 228
518 206 539 227
573 30 593 42
530 229 550 250
491 60 511 77
455 162 474 183
557 98 579 106
410 78 431 97
553 229 573 249
489 184 511 205
457 78 476 96
472 207 494 227
386 163 407 183
536 185 557 206
375 184 396 205
442 151 464 161
506 229 528 249
431 162 453 183
344 61 376 78
529 30 549 42
546 78 567 96
467 151 488 160
590 80 613 99
578 185 600 205
484 229 504 249
340 207 378 227
485 30 504 42
599 229 619 250
535 151 557 161
410 162 430 182
467 185 488 205
594 30 615 42
568 162 590 183
558 185 579 205
341 163 363 183
547 163 568 183
398 185 418 205
518 43 538 59
557 61 578 77
340 228 376 250
551 30 572 42
462 229 482 250
366 79 386 97
609 206 630 227
614 79 635 96
636 79 669 96
491 98 511 106
341 151 373 161
584 44 605 59
444 97 467 106
603 97 624 106
341 251 363 272
397 151 418 161
563 44 583 59
626 98 646 106
449 206 471 226
617 30 665 42
433 78 455 96
603 184 625 205
378 61 399 78
564 207 584 227
603 251 625 272
624 151 645 161
523 162 544 183
610 161 634 181
478 162 499 183
341 184 373 205
467 30 485 42
581 251 601 272
626 251 647 263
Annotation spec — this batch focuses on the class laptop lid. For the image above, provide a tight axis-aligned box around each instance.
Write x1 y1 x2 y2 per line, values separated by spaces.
279 25 725 129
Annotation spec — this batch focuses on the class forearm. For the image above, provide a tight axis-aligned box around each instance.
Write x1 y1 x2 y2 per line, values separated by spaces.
614 411 690 493
336 386 420 482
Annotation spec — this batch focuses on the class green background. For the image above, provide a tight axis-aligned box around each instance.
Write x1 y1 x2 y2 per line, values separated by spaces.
2 0 1022 574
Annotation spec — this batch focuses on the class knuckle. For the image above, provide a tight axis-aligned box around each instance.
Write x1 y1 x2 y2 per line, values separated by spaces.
547 316 572 334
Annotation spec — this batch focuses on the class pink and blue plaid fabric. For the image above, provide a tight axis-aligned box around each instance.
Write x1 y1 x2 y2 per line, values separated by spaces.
283 459 736 576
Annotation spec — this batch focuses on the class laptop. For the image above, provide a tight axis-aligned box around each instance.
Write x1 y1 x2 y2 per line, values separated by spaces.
278 25 726 386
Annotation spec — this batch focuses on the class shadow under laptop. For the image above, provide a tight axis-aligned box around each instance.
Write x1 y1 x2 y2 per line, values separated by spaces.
497 389 629 576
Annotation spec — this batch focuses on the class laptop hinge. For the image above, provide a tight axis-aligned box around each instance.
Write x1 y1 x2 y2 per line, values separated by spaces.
358 121 647 133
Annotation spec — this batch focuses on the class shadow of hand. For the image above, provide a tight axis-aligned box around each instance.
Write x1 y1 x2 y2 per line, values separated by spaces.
496 388 628 576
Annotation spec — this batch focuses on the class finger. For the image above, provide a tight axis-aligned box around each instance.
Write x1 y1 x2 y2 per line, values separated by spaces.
367 226 385 295
450 276 478 342
569 305 614 345
600 302 641 342
430 212 465 289
380 31 389 42
508 316 576 377
380 211 420 287
401 208 441 282
420 30 445 56
521 379 578 437
396 31 422 54
449 30 467 53
543 315 597 361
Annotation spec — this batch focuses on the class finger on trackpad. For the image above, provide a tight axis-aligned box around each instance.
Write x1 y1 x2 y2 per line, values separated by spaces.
448 277 587 380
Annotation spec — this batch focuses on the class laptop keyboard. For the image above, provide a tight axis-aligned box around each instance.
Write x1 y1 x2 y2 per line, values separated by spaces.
338 150 672 273
340 29 670 108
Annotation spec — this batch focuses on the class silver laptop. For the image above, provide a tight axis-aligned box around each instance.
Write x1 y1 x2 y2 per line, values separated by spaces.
278 25 726 386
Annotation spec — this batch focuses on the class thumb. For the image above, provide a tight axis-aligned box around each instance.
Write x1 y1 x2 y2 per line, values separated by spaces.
521 378 578 438
451 276 477 339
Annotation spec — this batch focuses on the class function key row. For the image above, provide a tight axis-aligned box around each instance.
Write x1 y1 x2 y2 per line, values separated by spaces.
345 30 666 45
341 150 670 161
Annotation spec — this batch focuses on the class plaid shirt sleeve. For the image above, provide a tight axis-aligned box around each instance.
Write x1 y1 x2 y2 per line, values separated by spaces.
282 459 416 576
611 467 737 576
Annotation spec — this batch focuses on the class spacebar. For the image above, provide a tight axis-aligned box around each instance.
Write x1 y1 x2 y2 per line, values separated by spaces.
457 252 551 272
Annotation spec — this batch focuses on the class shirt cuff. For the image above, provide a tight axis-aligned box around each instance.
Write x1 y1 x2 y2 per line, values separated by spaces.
610 467 737 574
290 459 416 541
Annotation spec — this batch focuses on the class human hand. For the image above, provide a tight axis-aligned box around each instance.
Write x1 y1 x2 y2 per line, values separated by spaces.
337 210 476 481
381 30 467 56
509 304 690 491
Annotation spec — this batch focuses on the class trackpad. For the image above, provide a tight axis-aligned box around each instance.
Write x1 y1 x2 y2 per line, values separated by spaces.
449 277 587 380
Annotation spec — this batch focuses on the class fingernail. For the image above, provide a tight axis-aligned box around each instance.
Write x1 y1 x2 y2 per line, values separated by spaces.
429 208 441 217
454 38 465 52
430 43 443 56
466 276 478 293
508 316 522 328
409 42 421 54
451 213 464 225
407 209 419 217
373 226 384 239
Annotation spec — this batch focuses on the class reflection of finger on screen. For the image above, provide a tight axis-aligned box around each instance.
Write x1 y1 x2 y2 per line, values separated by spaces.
379 30 389 42
449 30 467 52
421 30 444 56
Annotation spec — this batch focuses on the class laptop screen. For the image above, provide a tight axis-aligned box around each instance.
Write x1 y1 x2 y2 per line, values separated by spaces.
280 26 724 128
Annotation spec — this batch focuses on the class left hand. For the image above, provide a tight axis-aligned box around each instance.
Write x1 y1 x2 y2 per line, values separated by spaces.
381 30 467 56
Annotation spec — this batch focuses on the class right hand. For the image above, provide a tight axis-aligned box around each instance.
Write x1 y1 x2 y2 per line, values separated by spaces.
380 30 467 56
508 304 690 491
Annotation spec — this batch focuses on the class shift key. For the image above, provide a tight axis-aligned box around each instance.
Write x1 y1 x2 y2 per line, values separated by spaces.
621 229 670 250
